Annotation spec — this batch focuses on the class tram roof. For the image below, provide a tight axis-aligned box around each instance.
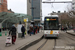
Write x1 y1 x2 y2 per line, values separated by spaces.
45 15 58 17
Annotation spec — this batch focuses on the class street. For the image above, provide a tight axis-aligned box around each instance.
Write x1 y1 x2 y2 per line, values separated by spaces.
26 30 75 50
0 0 75 50
0 30 75 50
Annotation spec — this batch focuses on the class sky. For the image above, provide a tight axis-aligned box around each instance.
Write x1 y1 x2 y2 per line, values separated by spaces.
7 0 26 14
7 0 72 20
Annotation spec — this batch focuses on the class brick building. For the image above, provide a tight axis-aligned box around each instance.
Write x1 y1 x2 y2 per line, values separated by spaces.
0 0 14 13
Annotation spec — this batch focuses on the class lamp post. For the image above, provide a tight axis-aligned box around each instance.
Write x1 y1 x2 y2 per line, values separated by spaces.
29 0 36 34
31 0 36 34
31 0 34 21
29 0 35 23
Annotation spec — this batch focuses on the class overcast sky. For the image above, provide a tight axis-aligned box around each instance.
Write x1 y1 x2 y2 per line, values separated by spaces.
7 0 72 20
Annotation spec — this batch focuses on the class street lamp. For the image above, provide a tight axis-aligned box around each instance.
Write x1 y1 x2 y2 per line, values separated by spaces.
29 0 36 23
61 16 62 26
30 0 36 34
31 0 34 21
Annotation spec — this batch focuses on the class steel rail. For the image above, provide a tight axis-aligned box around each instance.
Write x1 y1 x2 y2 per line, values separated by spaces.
37 39 48 50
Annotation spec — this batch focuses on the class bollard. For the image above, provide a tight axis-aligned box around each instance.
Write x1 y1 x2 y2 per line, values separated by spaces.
0 32 2 36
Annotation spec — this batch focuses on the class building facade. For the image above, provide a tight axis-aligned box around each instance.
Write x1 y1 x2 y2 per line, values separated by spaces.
0 0 14 13
27 0 31 16
72 0 75 11
0 0 7 12
27 0 42 25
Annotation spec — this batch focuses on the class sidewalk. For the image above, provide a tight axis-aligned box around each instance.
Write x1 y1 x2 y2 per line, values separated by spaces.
66 30 75 35
0 30 43 50
2 30 9 33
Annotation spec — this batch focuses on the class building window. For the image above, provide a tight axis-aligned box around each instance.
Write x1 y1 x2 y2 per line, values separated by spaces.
72 7 75 9
0 0 1 3
72 3 75 5
72 7 74 9
0 3 1 5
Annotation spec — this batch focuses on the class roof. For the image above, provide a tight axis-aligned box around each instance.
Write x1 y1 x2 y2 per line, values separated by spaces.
0 12 32 24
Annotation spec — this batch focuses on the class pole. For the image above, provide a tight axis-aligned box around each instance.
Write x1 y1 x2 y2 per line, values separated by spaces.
61 16 62 26
31 0 34 21
31 0 35 34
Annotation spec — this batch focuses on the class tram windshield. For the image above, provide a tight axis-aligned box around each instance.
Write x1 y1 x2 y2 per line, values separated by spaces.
44 18 59 30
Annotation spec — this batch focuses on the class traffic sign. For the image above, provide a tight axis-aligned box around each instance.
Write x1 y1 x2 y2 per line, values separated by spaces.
24 18 28 22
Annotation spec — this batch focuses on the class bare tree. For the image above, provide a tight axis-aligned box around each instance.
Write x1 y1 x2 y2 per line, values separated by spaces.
66 3 75 26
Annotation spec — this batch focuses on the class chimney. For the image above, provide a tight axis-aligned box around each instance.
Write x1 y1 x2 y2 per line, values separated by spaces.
64 11 66 13
58 11 60 13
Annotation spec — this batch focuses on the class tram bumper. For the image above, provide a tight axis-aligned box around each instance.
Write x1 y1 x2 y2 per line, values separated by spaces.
44 34 59 37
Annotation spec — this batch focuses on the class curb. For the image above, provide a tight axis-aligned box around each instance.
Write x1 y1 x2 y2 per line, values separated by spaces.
16 35 44 50
66 32 75 36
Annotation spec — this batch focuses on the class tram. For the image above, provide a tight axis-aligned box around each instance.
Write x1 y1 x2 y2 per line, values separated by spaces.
44 15 59 38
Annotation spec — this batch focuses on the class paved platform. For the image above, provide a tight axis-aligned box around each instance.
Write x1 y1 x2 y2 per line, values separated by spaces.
66 30 75 35
0 30 44 50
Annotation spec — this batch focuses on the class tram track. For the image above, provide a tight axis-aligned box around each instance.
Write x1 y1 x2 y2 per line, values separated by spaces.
60 31 75 41
53 39 56 50
26 37 57 50
37 39 48 50
20 36 44 50
55 31 75 50
37 38 56 50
